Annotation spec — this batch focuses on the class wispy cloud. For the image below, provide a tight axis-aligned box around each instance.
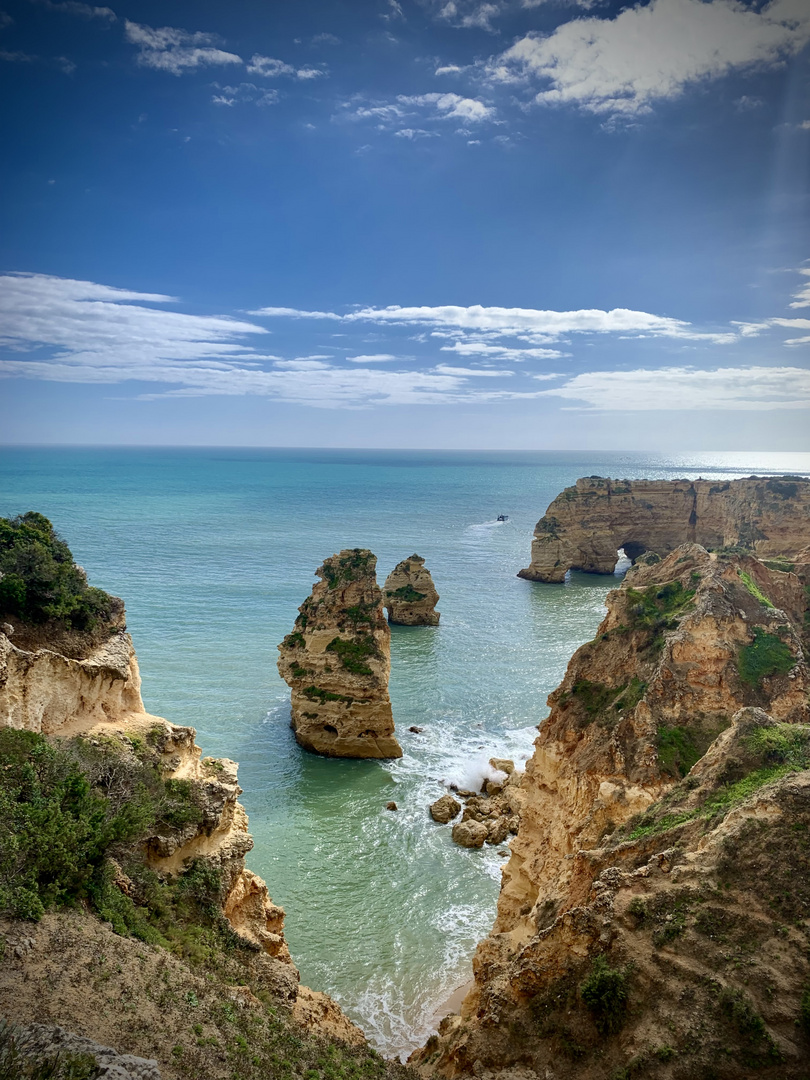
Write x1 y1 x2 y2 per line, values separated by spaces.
124 20 242 75
212 83 278 107
440 340 563 359
246 54 327 79
789 268 810 309
33 0 116 20
488 0 810 118
539 366 810 410
426 0 504 31
398 92 495 121
347 354 398 362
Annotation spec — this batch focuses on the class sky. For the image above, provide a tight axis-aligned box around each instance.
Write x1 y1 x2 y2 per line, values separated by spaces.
0 0 808 450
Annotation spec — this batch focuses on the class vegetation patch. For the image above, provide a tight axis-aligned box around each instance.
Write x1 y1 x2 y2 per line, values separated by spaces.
342 602 377 627
580 956 631 1036
321 549 375 590
0 512 119 641
0 1021 98 1080
281 631 305 650
626 580 695 631
325 635 378 676
385 585 426 603
736 569 774 609
761 558 795 574
738 627 795 686
657 725 701 778
303 686 355 705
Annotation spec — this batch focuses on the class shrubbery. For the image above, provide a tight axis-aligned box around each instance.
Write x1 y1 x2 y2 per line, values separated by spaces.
0 513 117 631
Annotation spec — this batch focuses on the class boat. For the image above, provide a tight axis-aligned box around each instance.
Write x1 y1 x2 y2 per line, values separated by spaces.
496 514 509 522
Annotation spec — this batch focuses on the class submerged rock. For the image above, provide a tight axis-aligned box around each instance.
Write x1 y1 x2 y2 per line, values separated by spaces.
277 549 402 759
383 555 440 625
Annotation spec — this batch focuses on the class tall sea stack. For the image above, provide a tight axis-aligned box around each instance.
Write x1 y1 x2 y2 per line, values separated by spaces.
383 555 440 626
277 548 402 759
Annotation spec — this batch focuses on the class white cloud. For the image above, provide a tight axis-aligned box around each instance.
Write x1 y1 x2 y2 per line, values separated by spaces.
212 83 278 107
789 268 810 308
34 0 116 19
490 0 810 117
347 354 398 362
395 127 438 138
433 363 510 376
440 341 562 359
381 0 405 20
124 20 242 75
430 0 504 30
435 64 463 75
247 54 327 79
248 305 342 320
398 92 495 121
539 366 810 410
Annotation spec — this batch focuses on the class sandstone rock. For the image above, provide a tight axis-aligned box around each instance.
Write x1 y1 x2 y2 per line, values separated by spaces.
484 779 504 797
485 817 511 845
430 793 462 823
489 757 515 774
386 801 398 811
452 819 489 848
277 549 401 759
518 474 810 582
383 554 440 625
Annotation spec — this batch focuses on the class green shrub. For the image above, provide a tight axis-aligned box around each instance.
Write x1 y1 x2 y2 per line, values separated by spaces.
580 956 631 1035
625 580 695 632
736 569 774 609
386 585 426 603
326 635 378 676
657 725 701 778
321 549 375 590
0 513 116 631
738 628 795 686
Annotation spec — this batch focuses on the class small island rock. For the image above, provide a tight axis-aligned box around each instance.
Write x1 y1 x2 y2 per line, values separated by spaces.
383 555 440 626
430 794 461 824
277 549 402 760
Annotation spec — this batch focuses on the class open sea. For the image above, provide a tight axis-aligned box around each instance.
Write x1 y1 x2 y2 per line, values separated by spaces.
2 446 809 1058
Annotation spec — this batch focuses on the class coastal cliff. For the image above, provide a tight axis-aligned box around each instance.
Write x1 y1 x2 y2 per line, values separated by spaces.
518 474 810 582
277 548 402 759
383 556 440 626
414 541 810 1079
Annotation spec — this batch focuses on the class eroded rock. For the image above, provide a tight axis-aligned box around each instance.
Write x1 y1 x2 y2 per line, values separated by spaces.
383 555 440 625
277 549 402 759
451 819 489 848
430 794 462 823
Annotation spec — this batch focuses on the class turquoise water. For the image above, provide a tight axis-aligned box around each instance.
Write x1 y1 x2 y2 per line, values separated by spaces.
2 447 809 1057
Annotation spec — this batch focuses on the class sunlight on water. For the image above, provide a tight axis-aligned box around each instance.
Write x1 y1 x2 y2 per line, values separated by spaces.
1 447 808 1058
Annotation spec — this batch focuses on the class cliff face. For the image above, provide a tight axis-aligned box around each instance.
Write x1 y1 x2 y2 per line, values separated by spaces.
414 543 810 1079
0 622 364 1048
277 549 402 759
383 556 440 626
519 474 810 582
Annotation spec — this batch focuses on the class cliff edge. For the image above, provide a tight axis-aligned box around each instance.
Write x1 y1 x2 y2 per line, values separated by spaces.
414 540 810 1079
518 474 810 582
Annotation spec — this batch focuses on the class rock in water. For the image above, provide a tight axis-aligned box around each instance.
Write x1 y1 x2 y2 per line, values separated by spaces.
383 555 440 625
518 474 810 582
277 549 402 759
430 793 461 823
451 819 488 848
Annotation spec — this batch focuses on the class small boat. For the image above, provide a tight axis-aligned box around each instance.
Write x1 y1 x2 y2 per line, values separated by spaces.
496 514 509 522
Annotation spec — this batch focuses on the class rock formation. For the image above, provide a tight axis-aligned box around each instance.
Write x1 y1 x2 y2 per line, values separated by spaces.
519 474 810 582
383 556 440 625
0 614 366 1049
414 540 810 1078
277 548 402 759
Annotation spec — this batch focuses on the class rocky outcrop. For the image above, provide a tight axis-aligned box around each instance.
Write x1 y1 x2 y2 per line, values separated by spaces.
414 543 810 1078
1 1022 161 1080
0 615 364 1043
383 556 440 626
519 474 810 582
277 549 402 759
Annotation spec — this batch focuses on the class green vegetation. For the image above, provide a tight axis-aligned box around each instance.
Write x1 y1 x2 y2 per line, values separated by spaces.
738 627 795 686
579 956 631 1035
385 585 426 603
801 985 810 1035
625 580 695 633
326 635 378 676
0 513 117 632
0 728 203 926
761 558 795 574
343 602 377 627
281 631 305 650
718 988 781 1062
321 549 375 590
736 568 774 609
566 677 647 725
657 725 701 778
303 686 355 705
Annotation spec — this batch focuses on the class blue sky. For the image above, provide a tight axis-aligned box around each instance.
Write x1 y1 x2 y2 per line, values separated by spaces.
0 0 808 449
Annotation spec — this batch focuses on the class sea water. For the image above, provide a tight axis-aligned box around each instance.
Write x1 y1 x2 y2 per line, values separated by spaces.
2 447 809 1058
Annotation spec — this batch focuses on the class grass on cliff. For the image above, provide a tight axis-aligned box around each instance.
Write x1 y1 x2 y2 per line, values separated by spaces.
320 549 376 590
738 627 795 686
0 513 118 636
325 635 379 676
385 585 425 603
625 580 695 634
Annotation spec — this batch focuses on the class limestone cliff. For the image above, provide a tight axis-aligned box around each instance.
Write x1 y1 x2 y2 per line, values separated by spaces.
383 556 440 626
519 474 810 582
278 548 402 759
0 619 365 1049
414 542 810 1079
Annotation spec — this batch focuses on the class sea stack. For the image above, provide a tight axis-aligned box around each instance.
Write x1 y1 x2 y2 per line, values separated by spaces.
277 548 402 759
382 554 440 625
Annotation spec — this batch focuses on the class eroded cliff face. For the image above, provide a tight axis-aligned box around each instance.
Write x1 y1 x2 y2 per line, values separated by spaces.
383 556 440 626
414 543 810 1079
0 623 364 1048
519 474 810 582
277 549 402 759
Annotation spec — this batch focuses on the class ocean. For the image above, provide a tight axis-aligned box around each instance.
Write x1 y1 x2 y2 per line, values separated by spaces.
2 446 809 1058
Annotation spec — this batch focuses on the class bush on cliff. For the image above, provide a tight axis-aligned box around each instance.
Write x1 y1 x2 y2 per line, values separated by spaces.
0 512 118 633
